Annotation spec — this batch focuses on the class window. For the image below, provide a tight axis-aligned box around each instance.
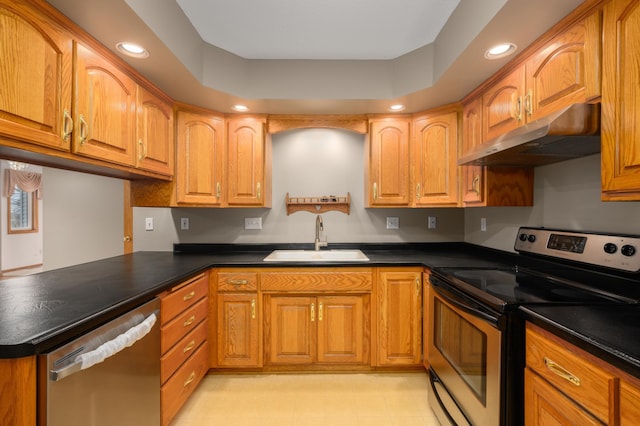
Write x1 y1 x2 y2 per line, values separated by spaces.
9 184 38 233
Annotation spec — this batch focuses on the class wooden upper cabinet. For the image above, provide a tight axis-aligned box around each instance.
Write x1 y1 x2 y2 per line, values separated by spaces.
226 116 271 207
175 108 225 205
483 11 601 142
412 109 459 207
366 117 411 206
601 0 640 200
461 97 485 205
73 42 136 166
0 1 73 151
482 66 526 142
136 86 174 177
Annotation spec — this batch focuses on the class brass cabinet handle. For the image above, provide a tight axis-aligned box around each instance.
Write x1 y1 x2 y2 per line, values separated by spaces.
183 371 196 387
311 302 315 322
318 302 323 321
123 235 132 242
415 278 420 293
62 109 73 141
257 182 261 202
472 175 480 195
544 357 581 386
183 315 196 327
138 138 146 160
216 182 221 199
183 340 196 354
251 299 256 319
373 182 378 201
524 90 533 117
79 114 88 145
514 96 523 121
416 184 421 201
183 291 195 301
228 279 248 286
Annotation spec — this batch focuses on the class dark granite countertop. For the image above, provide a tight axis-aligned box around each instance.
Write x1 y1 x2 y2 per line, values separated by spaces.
520 305 640 378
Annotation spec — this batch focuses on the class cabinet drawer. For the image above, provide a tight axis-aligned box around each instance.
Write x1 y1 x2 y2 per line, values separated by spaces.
261 269 373 292
161 342 208 426
161 320 208 384
161 298 208 354
161 273 208 323
217 272 258 292
526 326 614 423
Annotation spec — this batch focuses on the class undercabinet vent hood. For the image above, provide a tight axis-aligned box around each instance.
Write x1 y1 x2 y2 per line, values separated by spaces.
458 103 600 167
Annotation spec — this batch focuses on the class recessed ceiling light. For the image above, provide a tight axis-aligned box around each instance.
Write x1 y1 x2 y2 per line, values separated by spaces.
232 104 250 112
116 42 149 58
484 43 517 60
388 104 406 112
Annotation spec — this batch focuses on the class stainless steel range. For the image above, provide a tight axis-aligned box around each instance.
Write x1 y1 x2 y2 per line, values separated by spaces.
427 227 640 426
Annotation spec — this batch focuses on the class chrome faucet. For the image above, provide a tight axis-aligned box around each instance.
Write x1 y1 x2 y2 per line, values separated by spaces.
314 215 328 251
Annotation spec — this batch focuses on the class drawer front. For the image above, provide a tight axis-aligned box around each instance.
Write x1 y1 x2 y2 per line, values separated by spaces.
161 320 208 384
161 298 208 354
161 273 208 323
526 326 614 423
161 342 209 426
217 272 258 292
261 270 373 292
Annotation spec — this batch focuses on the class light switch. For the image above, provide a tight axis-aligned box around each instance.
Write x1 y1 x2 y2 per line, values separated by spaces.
145 217 153 231
181 218 189 230
428 216 437 229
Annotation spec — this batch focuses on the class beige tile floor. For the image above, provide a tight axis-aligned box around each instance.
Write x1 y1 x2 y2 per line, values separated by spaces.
171 372 441 426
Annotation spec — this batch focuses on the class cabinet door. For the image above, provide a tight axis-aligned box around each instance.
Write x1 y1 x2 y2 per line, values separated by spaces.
377 269 422 366
0 2 72 151
620 379 640 425
602 0 640 199
422 272 431 370
461 97 485 205
73 42 136 166
482 66 525 142
217 293 260 367
226 116 268 206
412 111 459 206
175 109 225 205
136 86 174 177
525 12 601 122
367 118 410 206
524 368 601 425
267 296 316 365
316 295 368 365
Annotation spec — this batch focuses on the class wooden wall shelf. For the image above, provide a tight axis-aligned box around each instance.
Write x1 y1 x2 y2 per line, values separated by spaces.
285 193 350 215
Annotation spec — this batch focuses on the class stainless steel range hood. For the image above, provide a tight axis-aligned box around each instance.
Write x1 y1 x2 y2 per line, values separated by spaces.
457 103 600 167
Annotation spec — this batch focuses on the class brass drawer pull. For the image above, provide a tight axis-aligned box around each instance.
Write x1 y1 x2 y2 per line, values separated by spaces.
183 371 196 387
544 357 581 386
183 315 196 327
318 302 323 321
183 291 196 301
183 340 196 354
311 302 315 322
251 299 256 319
228 279 248 286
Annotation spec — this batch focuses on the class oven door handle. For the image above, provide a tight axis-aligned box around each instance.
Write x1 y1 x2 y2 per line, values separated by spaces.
431 279 500 327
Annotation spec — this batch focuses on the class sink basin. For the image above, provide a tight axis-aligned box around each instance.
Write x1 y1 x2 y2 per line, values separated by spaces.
263 249 369 262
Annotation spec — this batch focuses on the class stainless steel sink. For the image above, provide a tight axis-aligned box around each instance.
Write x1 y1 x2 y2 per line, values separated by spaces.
263 249 369 262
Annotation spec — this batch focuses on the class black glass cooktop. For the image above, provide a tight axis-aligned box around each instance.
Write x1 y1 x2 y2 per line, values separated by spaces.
432 266 639 308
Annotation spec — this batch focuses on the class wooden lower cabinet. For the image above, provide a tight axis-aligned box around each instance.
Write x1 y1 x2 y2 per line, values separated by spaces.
217 293 261 367
265 294 369 366
376 268 422 366
525 322 640 425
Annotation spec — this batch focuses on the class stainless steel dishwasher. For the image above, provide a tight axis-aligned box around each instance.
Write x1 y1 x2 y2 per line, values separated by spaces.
39 298 160 426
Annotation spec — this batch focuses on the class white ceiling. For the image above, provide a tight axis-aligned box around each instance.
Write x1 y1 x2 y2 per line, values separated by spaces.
175 0 460 60
46 0 586 114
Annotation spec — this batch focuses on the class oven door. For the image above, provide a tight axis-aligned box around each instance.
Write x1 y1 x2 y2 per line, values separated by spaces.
428 276 503 426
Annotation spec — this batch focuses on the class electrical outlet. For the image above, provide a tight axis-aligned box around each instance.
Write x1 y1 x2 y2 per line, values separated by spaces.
181 217 189 230
386 217 399 229
245 217 262 230
145 217 153 231
481 217 487 232
428 216 437 229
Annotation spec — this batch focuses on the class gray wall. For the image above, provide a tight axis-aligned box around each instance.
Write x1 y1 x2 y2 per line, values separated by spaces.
43 168 124 270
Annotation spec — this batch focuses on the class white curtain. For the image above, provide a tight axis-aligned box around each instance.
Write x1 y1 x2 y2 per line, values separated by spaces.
3 169 43 199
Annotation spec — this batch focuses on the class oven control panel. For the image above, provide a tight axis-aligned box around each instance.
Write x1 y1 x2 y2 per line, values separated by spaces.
514 227 640 272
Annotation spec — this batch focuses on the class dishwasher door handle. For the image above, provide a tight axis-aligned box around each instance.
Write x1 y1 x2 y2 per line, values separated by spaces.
50 310 158 382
